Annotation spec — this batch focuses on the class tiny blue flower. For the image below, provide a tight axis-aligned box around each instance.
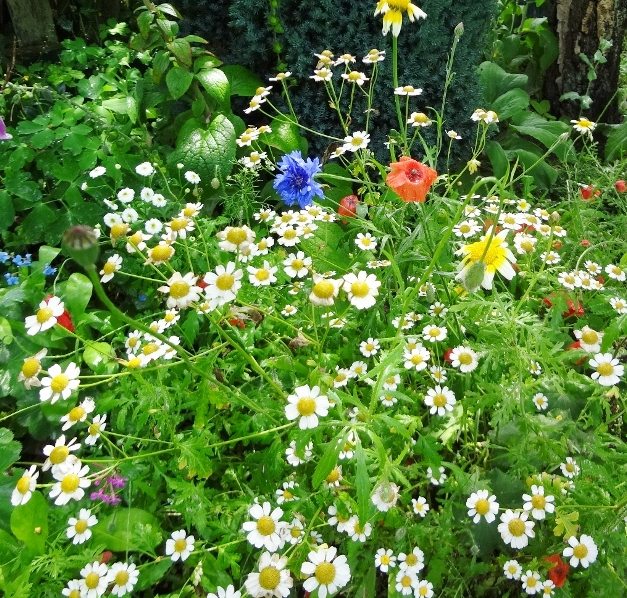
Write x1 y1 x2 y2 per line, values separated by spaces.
137 293 147 303
0 251 9 264
12 254 32 267
4 272 19 285
43 264 57 276
273 150 324 208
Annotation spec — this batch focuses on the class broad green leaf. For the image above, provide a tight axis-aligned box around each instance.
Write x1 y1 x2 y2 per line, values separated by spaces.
83 341 117 373
605 121 627 161
0 191 15 232
0 428 21 471
553 510 579 539
221 64 263 96
10 491 48 553
152 50 171 84
0 319 12 346
61 272 92 316
491 88 530 120
511 113 570 159
166 66 194 99
171 114 236 181
196 68 230 109
477 61 528 103
38 245 61 265
312 432 346 488
167 39 192 68
92 508 162 552
485 140 509 178
265 117 308 154
30 130 55 149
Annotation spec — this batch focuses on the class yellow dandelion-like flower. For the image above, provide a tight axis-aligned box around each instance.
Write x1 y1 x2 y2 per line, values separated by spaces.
374 0 427 37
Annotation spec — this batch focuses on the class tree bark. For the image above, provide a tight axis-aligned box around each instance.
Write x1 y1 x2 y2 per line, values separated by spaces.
543 0 627 123
6 0 59 58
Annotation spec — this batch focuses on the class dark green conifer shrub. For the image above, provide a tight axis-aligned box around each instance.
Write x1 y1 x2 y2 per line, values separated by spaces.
178 0 497 161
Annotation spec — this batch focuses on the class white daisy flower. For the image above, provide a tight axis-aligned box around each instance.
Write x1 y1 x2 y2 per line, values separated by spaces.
285 384 330 429
242 502 286 552
411 496 430 517
66 508 98 544
49 460 91 506
521 570 542 595
217 225 255 252
589 352 623 386
135 161 155 176
285 440 313 466
394 85 422 96
301 545 351 597
355 232 378 251
503 559 522 580
449 346 479 373
497 510 535 549
116 188 135 203
560 457 580 479
466 490 499 523
108 562 139 597
11 465 38 506
60 397 96 431
39 362 81 403
244 551 293 598
398 547 425 573
79 561 109 598
85 414 107 446
374 548 396 573
371 482 400 512
248 261 278 287
574 326 603 353
158 272 200 309
360 337 380 357
532 393 549 411
165 529 195 562
346 515 373 542
609 296 627 314
42 435 80 472
309 275 341 306
522 485 555 520
605 263 625 281
424 385 456 416
342 271 380 309
563 534 598 568
25 296 66 335
283 251 311 278
99 254 122 283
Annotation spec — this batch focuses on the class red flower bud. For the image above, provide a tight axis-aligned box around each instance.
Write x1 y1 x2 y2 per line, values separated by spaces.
100 551 113 564
228 318 246 329
545 554 569 588
552 240 563 250
542 297 553 308
338 194 359 219
615 179 626 193
563 298 584 318
580 239 591 247
579 185 600 201
443 348 453 363
57 310 75 333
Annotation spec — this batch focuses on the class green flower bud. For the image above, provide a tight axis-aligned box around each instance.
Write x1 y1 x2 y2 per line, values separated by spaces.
62 225 100 270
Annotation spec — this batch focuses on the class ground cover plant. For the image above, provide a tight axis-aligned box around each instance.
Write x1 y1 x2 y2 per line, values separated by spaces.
0 1 626 597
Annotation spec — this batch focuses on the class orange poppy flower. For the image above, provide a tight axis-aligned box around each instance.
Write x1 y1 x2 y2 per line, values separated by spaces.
386 156 437 202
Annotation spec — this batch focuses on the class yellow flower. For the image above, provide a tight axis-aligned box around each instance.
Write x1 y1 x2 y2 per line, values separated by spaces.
457 228 517 290
374 0 427 37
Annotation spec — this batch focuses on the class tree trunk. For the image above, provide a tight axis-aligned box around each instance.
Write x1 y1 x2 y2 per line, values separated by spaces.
5 0 59 59
543 0 627 123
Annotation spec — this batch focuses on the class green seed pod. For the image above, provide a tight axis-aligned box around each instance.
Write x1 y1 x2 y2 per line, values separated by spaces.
462 261 485 293
62 225 100 270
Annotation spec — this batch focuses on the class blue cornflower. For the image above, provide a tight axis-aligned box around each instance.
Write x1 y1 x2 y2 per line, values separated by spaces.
0 251 9 264
12 253 32 267
273 150 324 208
43 264 57 276
4 272 19 285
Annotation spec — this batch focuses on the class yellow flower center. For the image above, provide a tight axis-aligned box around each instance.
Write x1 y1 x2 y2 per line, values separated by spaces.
50 374 69 394
115 571 129 586
580 329 598 344
475 498 490 515
429 328 441 337
127 357 142 369
405 553 418 566
531 494 546 509
88 422 101 436
21 358 41 378
283 490 294 500
326 468 341 484
360 238 372 246
597 363 614 376
255 269 270 281
290 526 302 538
351 281 370 298
418 587 429 597
573 543 588 559
313 280 335 299
61 474 80 493
508 518 525 537
84 572 100 590
142 343 159 356
401 575 413 588
127 231 143 246
459 353 472 365
413 113 429 123
259 566 280 590
315 562 336 585
68 406 85 422
565 462 575 472
74 519 89 534
16 476 31 494
68 591 80 598
215 274 235 291
527 577 538 588
36 307 53 324
521 240 534 252
170 217 189 231
258 239 268 250
578 118 592 128
150 245 174 262
103 261 117 275
256 516 276 536
183 206 196 217
169 281 190 299
465 236 507 268
49 445 69 465
381 555 390 565
347 71 362 82
110 223 129 239
174 538 188 553
291 259 304 270
296 397 316 416
283 228 297 240
432 393 447 407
